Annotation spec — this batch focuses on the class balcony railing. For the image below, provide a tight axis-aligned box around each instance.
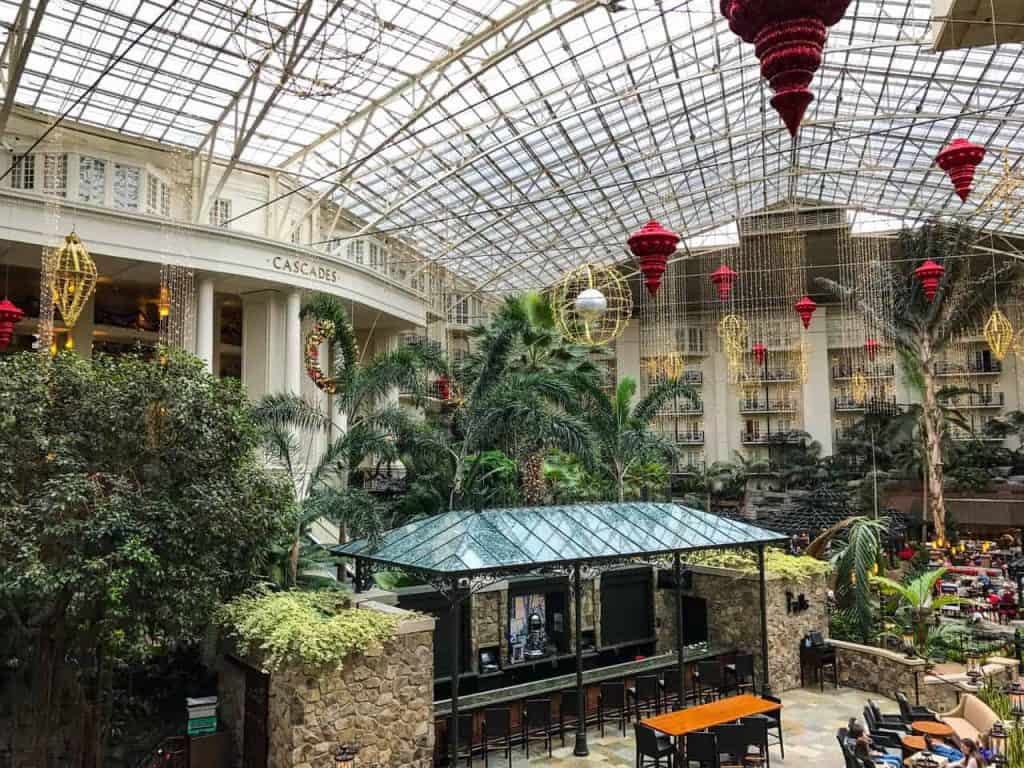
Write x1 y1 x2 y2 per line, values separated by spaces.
947 392 1005 409
398 334 442 352
739 368 798 383
657 430 705 445
672 460 706 474
832 364 895 380
657 401 704 416
935 360 1003 376
682 370 704 385
738 399 796 413
949 428 1004 443
740 431 804 445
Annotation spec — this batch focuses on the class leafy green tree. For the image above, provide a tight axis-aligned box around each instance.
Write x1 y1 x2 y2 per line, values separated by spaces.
820 221 1018 542
0 350 290 768
872 567 960 653
584 376 699 502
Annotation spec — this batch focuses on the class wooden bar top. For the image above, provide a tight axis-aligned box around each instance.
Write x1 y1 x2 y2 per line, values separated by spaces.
641 694 782 738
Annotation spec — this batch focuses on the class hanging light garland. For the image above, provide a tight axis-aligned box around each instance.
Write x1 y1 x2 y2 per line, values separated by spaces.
719 0 852 136
51 232 98 329
936 139 986 202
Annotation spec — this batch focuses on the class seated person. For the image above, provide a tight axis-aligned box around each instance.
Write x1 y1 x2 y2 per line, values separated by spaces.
854 735 902 768
924 735 964 763
947 738 987 768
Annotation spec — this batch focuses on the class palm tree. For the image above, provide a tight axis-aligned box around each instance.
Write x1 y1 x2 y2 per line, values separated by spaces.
825 516 886 642
819 221 1018 542
872 567 959 652
584 376 699 502
253 296 443 585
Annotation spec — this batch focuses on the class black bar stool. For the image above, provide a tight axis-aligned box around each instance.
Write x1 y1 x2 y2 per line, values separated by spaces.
694 660 725 703
482 708 512 768
598 680 630 738
726 654 756 695
522 698 553 759
631 674 663 720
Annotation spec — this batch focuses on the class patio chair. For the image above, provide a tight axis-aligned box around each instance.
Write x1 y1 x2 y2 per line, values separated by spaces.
522 698 553 759
750 694 783 758
867 699 906 731
482 708 512 768
896 692 938 724
684 731 720 768
636 722 675 767
599 680 630 738
713 723 757 768
737 717 769 768
726 654 756 695
862 707 903 751
631 674 663 720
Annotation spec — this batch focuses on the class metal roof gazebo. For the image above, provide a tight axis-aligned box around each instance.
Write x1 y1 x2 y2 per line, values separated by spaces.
336 502 788 762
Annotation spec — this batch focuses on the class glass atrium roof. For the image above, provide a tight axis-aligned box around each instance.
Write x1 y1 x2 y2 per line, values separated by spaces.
3 1 1024 290
335 502 787 575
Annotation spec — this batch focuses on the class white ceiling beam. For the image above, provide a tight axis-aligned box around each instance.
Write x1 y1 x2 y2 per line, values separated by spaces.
0 0 49 136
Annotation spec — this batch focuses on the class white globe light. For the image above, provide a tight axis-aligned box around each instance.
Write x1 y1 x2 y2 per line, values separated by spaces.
575 288 607 321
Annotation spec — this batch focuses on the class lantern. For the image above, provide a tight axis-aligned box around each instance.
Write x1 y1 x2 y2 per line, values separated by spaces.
720 0 852 136
1005 681 1024 718
334 744 358 768
915 260 945 302
752 342 767 366
936 139 986 202
984 308 1014 361
574 287 607 322
710 264 739 301
627 220 679 296
865 338 879 361
0 298 24 350
794 296 817 329
965 648 983 685
158 285 171 318
990 722 1009 763
51 232 98 329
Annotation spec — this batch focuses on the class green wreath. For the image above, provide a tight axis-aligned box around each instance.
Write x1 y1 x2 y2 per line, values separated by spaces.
299 296 358 395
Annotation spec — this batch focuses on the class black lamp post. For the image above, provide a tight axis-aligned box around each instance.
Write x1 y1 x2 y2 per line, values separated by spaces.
335 744 358 768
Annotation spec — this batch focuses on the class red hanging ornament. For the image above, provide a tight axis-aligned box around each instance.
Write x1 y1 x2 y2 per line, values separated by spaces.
864 338 879 361
627 220 679 296
720 0 852 137
914 260 945 302
0 298 24 350
936 139 986 202
437 374 451 401
794 295 817 329
711 264 739 301
752 342 767 365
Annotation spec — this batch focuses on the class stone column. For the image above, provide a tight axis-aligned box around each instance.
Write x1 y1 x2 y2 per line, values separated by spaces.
240 290 286 401
195 276 215 373
69 291 95 358
285 289 302 396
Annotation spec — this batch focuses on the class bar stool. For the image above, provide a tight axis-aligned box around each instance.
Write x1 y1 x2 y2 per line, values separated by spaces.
631 674 663 720
726 654 756 695
598 680 630 738
482 708 512 768
522 698 553 759
694 660 725 703
453 713 475 767
559 689 584 747
661 669 689 709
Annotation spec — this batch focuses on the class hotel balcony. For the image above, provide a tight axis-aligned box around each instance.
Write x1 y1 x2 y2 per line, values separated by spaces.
832 364 895 380
656 401 704 416
740 431 804 445
657 430 705 445
935 360 1002 377
947 392 1005 409
738 399 796 414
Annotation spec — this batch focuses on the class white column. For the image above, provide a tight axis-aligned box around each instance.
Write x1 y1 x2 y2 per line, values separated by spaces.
801 306 833 456
69 292 95 359
195 277 215 373
285 289 302 396
241 290 286 400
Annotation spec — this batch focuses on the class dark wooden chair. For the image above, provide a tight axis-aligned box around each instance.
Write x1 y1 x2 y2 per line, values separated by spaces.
751 694 783 759
482 708 512 768
684 731 720 768
522 698 553 759
738 717 769 768
714 723 756 768
636 722 675 767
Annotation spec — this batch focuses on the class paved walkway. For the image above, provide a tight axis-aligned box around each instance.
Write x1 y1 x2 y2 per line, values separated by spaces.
503 687 887 766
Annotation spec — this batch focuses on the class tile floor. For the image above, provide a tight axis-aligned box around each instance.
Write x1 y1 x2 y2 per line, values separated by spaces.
495 686 888 767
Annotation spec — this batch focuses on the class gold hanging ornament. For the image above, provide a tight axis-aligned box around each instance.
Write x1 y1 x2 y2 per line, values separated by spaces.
984 308 1014 361
553 263 632 347
851 371 869 403
51 232 98 329
718 313 748 365
644 351 685 381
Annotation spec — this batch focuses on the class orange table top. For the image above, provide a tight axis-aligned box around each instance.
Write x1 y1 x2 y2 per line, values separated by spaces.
641 694 782 738
912 721 954 738
902 735 928 752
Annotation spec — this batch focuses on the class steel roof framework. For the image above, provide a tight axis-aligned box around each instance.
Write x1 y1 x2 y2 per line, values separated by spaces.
2 0 1024 291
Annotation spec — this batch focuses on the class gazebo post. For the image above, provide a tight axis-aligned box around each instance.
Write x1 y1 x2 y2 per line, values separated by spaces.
673 552 687 706
449 581 463 766
757 543 772 696
573 561 589 756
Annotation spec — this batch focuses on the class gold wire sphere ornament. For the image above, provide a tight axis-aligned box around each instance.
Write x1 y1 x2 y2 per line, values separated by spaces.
51 232 98 329
553 263 632 347
985 308 1014 361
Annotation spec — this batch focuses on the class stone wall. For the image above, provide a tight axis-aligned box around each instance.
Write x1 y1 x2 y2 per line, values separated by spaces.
832 640 928 703
220 602 435 768
654 565 830 692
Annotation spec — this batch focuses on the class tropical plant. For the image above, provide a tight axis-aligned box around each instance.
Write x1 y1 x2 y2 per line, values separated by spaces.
584 376 699 502
829 516 888 643
819 220 1019 542
0 350 291 768
871 567 959 652
543 450 604 503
